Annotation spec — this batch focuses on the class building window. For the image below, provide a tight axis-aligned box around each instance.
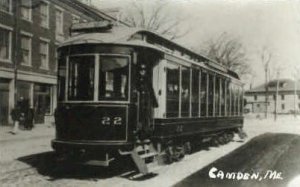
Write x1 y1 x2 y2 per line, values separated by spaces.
298 103 300 110
254 95 257 101
55 9 63 35
0 27 11 61
257 103 260 108
20 35 31 66
298 94 300 100
40 1 49 28
39 41 49 69
21 0 32 21
0 0 11 13
281 94 285 100
281 104 285 110
273 94 276 100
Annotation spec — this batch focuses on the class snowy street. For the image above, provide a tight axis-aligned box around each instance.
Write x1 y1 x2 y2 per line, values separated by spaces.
0 115 299 187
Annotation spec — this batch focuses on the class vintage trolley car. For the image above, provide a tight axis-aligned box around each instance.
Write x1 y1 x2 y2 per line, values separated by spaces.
52 22 245 174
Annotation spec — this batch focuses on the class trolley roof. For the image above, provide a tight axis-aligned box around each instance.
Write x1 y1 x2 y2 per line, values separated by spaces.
60 25 239 79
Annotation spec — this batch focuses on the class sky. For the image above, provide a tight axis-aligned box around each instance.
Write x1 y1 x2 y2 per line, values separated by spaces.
91 0 300 88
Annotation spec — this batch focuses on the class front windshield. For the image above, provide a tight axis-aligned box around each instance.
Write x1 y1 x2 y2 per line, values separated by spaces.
99 56 129 100
68 55 95 101
58 54 130 102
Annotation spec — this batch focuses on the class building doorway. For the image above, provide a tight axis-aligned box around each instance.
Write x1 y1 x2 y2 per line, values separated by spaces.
34 84 51 124
0 79 10 126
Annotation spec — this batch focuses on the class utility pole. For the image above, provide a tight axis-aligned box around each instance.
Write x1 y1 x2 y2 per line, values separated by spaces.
13 0 20 108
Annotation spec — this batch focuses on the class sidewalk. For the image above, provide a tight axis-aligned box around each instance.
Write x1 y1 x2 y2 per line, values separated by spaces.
0 122 55 143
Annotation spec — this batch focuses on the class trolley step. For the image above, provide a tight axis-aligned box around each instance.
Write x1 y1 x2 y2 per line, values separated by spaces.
130 143 159 175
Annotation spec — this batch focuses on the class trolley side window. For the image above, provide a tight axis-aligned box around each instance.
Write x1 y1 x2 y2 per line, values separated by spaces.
166 63 180 117
98 56 129 100
191 69 199 117
68 56 95 101
181 66 190 117
221 79 226 116
200 70 207 117
58 57 66 101
215 77 220 116
208 74 214 117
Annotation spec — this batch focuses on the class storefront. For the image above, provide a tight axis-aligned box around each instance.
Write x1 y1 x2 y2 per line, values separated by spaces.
0 67 57 125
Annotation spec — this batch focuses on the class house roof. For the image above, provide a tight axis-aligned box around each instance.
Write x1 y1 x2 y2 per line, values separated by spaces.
246 79 300 93
59 0 130 26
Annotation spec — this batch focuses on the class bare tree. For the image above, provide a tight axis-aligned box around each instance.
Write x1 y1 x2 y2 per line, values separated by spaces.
260 46 273 118
200 32 251 79
119 0 188 40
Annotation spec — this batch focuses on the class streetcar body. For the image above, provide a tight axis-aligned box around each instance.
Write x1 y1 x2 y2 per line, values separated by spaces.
52 23 244 170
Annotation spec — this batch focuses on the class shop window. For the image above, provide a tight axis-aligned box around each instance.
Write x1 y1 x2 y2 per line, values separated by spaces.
34 84 51 116
200 71 207 117
166 63 180 117
17 81 31 100
181 66 190 117
191 69 199 117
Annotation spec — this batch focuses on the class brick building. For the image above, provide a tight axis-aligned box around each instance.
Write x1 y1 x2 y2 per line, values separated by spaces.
0 0 121 125
245 79 300 114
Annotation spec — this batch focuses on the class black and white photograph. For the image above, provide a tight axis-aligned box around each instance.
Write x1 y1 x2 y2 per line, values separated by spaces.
0 0 300 186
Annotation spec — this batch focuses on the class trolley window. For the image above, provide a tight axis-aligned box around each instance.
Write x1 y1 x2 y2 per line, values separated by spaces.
68 55 95 101
208 74 214 117
166 63 180 117
191 69 199 117
98 56 129 100
200 70 207 117
58 57 66 101
181 66 190 117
